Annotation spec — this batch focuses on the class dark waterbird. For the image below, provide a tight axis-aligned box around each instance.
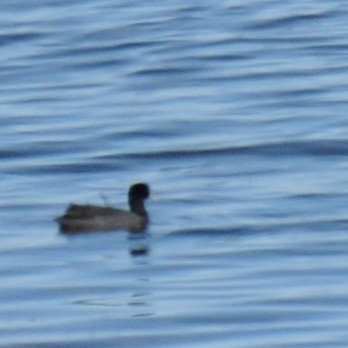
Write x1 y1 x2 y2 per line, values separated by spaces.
57 183 150 233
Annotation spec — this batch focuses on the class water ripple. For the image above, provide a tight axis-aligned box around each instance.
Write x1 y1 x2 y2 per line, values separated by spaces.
1 1 348 347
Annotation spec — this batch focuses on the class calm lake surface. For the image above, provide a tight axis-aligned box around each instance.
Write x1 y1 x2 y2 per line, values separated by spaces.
1 0 348 347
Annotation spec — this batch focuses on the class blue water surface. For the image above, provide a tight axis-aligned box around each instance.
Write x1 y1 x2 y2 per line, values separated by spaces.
1 0 348 347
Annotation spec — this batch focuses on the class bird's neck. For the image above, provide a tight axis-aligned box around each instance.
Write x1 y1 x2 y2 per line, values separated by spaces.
129 198 147 217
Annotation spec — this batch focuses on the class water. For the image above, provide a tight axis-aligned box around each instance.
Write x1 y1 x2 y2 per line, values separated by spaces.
1 0 348 346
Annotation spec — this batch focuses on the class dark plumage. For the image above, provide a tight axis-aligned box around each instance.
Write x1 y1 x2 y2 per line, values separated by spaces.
57 183 150 233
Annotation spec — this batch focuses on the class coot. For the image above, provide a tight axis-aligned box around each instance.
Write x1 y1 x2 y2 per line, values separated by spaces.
57 183 150 233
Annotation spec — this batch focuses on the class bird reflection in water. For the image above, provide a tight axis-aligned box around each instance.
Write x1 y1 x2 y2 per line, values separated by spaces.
127 232 153 318
128 231 150 257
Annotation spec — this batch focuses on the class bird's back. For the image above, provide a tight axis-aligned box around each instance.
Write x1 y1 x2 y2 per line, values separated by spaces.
57 204 147 233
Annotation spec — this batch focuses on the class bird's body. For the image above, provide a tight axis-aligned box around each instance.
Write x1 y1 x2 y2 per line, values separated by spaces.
57 183 150 234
